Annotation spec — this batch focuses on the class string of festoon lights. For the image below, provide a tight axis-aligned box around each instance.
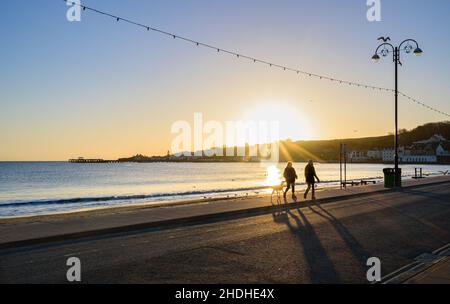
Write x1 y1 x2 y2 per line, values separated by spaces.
398 92 449 117
63 0 450 118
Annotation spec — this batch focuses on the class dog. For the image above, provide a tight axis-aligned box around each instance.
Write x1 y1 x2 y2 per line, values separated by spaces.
270 181 286 205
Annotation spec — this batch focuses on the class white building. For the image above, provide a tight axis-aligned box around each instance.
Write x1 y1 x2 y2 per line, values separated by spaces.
348 151 368 162
350 135 450 164
436 142 450 156
367 149 382 160
414 134 447 144
382 147 405 162
348 149 382 162
400 155 437 163
399 134 450 163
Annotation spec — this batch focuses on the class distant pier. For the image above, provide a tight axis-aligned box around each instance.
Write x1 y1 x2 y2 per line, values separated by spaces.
69 158 118 163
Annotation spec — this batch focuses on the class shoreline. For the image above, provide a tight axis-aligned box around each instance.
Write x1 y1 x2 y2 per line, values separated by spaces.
0 185 341 224
2 161 450 165
0 192 270 224
1 164 447 222
1 172 445 222
2 176 450 250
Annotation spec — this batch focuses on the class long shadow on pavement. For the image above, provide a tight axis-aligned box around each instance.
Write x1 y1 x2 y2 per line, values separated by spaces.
355 193 450 241
307 202 372 272
273 206 341 283
399 188 450 205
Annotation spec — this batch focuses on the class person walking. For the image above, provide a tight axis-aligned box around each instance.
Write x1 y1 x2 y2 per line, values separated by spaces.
283 162 298 200
304 160 320 200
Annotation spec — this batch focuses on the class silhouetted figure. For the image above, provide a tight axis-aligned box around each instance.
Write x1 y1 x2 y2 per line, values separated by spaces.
283 162 298 200
304 160 320 200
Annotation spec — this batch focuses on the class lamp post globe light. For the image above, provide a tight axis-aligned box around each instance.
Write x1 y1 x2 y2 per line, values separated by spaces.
372 38 423 187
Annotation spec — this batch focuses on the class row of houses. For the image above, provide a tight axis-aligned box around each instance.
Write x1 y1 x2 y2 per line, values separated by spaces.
348 134 450 164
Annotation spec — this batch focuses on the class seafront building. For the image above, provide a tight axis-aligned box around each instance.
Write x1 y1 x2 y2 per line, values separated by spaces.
348 134 450 164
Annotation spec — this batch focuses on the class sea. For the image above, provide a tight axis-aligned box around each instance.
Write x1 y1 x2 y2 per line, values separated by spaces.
0 162 448 217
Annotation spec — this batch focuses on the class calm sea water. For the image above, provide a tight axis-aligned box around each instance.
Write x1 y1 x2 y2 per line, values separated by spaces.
0 162 448 217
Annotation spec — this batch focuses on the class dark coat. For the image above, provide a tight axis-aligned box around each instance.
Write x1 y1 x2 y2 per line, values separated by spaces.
305 164 319 184
284 167 298 182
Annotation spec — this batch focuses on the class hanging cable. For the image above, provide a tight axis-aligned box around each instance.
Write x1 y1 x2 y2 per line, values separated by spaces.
62 0 449 118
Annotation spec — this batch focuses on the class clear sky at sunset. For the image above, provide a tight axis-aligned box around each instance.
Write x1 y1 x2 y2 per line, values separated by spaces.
1 0 449 160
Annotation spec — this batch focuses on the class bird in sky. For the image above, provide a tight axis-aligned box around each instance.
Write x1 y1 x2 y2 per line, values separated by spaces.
377 36 391 42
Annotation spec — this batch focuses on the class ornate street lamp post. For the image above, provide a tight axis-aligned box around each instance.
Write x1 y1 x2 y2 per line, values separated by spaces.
372 38 423 187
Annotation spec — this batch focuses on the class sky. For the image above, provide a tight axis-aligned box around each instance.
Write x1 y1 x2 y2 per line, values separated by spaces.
1 0 449 161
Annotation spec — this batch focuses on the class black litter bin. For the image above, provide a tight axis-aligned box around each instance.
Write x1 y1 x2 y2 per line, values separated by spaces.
383 168 402 188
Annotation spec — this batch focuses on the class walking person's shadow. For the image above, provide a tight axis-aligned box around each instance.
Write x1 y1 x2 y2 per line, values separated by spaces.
283 207 341 283
306 202 372 272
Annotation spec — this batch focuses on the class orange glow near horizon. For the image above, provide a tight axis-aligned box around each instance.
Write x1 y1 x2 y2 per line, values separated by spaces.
1 1 448 162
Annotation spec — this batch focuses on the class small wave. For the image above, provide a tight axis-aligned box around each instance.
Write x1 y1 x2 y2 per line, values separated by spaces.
0 177 386 209
0 185 272 208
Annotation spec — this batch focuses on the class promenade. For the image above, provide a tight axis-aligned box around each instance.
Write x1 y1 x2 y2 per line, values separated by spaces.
1 175 450 249
405 257 450 284
1 175 450 283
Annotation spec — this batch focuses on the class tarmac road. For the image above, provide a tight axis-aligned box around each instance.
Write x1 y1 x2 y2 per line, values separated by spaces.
1 182 450 284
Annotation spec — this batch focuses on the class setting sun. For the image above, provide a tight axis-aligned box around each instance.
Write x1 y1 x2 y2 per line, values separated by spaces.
240 102 313 143
264 165 282 186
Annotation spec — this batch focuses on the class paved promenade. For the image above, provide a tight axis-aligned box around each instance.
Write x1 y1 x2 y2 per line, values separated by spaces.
405 257 450 284
1 176 450 283
1 175 449 249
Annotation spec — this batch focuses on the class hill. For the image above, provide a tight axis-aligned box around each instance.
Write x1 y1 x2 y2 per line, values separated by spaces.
279 121 450 162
